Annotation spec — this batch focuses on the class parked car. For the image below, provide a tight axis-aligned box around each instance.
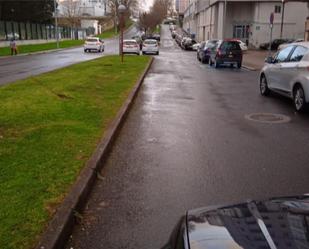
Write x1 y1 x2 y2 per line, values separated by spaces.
278 38 304 50
171 31 177 39
153 34 161 42
260 42 309 112
259 39 289 50
84 37 104 53
142 39 159 55
197 40 218 63
209 39 243 68
175 34 183 45
232 39 248 51
123 39 140 55
192 43 200 51
162 195 309 249
181 37 196 50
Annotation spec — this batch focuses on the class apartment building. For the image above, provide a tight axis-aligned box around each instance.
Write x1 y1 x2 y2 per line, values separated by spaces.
183 0 308 48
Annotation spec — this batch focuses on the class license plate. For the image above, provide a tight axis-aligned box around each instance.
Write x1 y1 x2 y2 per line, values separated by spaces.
228 55 233 58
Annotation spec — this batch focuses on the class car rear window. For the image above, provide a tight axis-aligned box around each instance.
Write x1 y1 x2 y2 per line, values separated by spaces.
86 38 99 42
124 41 137 45
221 41 241 50
144 40 157 45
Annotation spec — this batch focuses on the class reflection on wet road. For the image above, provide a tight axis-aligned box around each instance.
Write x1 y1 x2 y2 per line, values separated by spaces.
67 25 309 249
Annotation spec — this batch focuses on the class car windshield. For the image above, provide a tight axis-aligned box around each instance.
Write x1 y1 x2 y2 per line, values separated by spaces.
144 40 157 45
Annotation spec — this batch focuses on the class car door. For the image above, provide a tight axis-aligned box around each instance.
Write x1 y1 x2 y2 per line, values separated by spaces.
266 45 294 91
278 45 308 94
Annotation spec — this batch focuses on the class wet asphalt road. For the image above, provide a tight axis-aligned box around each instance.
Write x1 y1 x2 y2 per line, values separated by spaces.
67 25 309 249
0 26 138 86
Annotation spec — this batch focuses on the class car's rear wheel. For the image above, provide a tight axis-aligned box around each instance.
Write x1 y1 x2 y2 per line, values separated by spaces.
293 85 307 112
260 75 270 96
156 52 159 55
84 49 87 53
237 62 242 68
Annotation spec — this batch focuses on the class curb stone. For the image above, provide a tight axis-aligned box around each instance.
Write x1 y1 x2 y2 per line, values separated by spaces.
36 56 154 249
242 64 257 71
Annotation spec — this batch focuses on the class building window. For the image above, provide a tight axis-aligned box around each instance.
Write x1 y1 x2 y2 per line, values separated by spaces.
275 5 281 13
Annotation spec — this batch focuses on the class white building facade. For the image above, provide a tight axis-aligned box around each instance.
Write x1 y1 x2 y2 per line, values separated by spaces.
58 0 110 35
183 0 308 48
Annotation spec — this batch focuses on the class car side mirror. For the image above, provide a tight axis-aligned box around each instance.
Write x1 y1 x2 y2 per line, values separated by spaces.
265 56 274 64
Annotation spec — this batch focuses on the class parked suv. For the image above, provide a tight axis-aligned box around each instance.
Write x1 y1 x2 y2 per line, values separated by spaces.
260 42 309 112
209 40 243 68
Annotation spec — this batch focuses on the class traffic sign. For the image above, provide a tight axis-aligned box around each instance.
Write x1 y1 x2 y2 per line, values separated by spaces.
270 12 274 25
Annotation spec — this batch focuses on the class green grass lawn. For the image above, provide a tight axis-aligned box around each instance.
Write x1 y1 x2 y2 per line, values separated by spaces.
0 55 150 249
98 19 134 39
0 40 84 56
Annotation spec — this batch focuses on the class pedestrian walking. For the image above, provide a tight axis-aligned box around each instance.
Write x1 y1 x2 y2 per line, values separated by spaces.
10 38 18 56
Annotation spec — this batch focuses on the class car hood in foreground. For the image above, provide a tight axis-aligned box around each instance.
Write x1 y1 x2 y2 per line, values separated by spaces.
186 195 309 249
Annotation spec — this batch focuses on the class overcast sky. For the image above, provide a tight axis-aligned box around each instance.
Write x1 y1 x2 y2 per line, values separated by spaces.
142 0 154 11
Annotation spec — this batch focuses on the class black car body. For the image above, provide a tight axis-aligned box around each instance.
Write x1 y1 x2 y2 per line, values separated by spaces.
209 40 243 68
197 40 218 63
162 195 309 249
259 39 290 50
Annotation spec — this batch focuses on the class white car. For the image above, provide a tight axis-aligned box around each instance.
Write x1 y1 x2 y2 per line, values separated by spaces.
260 42 309 112
142 39 159 55
84 37 104 53
123 39 140 55
192 43 200 51
233 39 248 51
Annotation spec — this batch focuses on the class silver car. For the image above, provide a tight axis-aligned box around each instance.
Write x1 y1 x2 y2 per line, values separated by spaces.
260 42 309 112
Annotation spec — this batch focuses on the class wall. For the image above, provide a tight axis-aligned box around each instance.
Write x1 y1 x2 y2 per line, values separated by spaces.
251 1 307 47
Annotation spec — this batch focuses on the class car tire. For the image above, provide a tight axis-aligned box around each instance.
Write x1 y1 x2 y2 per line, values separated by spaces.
293 85 307 112
260 75 270 96
237 62 242 69
84 49 87 53
197 54 200 61
156 52 159 55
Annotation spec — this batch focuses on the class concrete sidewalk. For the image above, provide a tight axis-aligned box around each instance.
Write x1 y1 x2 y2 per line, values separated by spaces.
243 50 269 71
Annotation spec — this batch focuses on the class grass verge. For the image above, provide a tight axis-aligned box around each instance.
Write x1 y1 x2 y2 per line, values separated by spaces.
0 55 150 249
0 40 84 56
98 19 134 39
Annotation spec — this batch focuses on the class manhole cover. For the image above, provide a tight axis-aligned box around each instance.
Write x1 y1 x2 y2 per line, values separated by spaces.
245 113 291 124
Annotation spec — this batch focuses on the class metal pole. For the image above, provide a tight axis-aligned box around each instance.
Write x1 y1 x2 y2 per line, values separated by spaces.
223 0 227 39
280 1 285 39
269 24 273 57
54 0 59 49
121 13 124 63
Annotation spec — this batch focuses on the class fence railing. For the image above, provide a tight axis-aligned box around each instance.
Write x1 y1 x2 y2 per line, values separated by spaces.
0 21 74 41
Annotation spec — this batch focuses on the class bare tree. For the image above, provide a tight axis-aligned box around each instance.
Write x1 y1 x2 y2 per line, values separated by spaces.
108 0 139 31
138 0 173 33
59 0 81 29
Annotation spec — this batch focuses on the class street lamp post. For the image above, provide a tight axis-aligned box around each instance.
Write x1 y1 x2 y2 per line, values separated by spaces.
118 4 126 63
53 0 59 49
280 0 285 39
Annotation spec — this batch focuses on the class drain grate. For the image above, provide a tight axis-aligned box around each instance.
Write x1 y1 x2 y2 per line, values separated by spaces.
245 113 291 124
